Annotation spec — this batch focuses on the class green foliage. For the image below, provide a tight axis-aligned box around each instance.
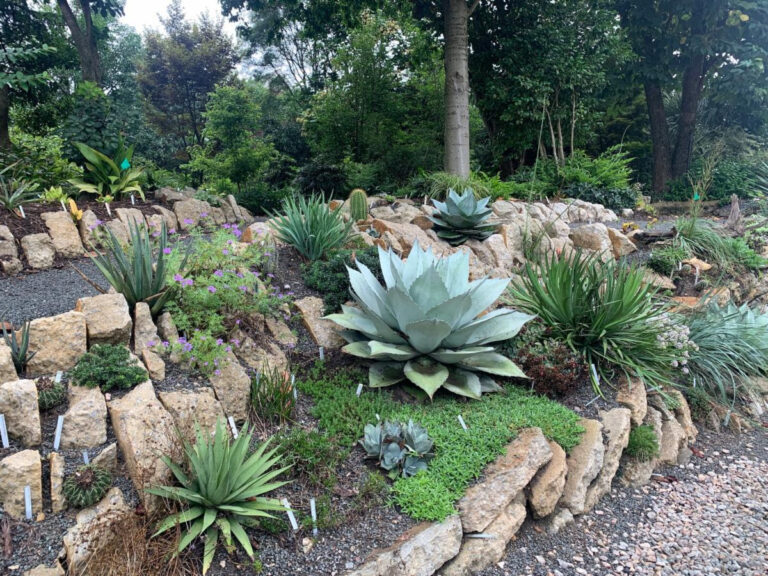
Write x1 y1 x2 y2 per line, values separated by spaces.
0 163 37 215
62 464 112 509
684 386 714 422
39 185 70 204
270 195 354 261
327 243 532 399
1 320 36 374
302 246 383 314
147 421 289 575
294 158 347 196
646 245 691 276
564 183 637 211
0 131 81 190
674 217 766 271
348 188 369 221
429 188 498 246
36 376 66 411
235 184 291 216
70 344 147 392
625 426 659 462
251 364 295 425
61 82 118 158
509 250 676 393
410 171 533 200
69 140 144 201
278 428 345 489
513 326 587 398
361 420 433 479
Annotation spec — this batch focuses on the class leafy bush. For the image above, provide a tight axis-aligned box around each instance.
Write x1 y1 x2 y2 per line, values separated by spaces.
0 131 81 190
251 364 295 424
646 244 691 276
271 194 354 260
63 464 112 508
429 188 498 246
147 421 289 575
327 243 532 399
70 344 147 391
36 376 66 411
509 250 675 393
361 420 433 479
625 426 659 462
294 158 347 196
235 183 290 216
61 82 118 159
563 182 637 211
303 246 383 314
69 140 144 201
1 320 36 374
410 170 533 200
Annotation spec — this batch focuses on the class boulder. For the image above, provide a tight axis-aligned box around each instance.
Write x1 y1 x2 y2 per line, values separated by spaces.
61 487 131 573
641 268 676 291
659 415 686 466
115 207 146 231
668 389 698 442
0 343 17 384
209 350 251 421
616 376 647 426
75 293 132 346
61 385 108 449
151 205 179 231
41 211 85 258
173 198 212 230
234 335 289 373
21 233 56 269
156 311 180 345
0 379 41 446
345 515 462 576
23 564 65 576
158 388 225 443
607 227 637 258
559 418 604 515
0 449 42 519
225 195 243 221
146 214 166 235
294 296 345 350
241 221 275 244
1 257 23 275
26 311 87 376
484 233 524 273
78 210 102 248
133 302 159 354
442 494 527 576
527 441 568 518
569 223 612 258
0 224 18 259
547 507 574 535
265 316 298 347
370 219 448 257
92 442 118 475
155 187 186 203
209 206 226 225
458 428 552 533
104 219 129 246
49 452 66 513
584 408 632 511
107 381 176 511
142 348 166 380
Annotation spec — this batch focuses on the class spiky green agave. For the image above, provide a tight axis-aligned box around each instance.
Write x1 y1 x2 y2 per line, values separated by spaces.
428 188 498 246
146 421 290 575
326 242 532 399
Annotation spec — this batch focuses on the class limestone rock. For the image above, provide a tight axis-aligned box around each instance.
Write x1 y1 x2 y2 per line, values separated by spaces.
41 211 84 258
659 416 686 465
26 311 87 376
295 296 345 349
370 219 448 257
345 515 462 576
62 487 131 573
641 268 676 291
0 224 18 259
265 316 297 347
458 428 552 533
75 293 132 346
108 381 176 510
21 233 56 269
0 379 41 446
527 441 568 518
0 449 42 519
156 311 179 346
49 452 66 513
92 442 118 474
682 257 712 272
133 302 159 354
1 257 23 275
234 336 289 373
0 343 17 384
115 207 146 231
485 233 524 273
61 385 107 449
155 187 186 204
173 198 212 230
78 210 102 248
104 219 129 246
584 408 631 511
616 376 648 426
607 227 637 258
569 223 612 258
669 389 698 442
241 221 275 244
159 388 225 442
547 507 574 535
146 214 166 235
209 350 251 421
23 563 65 576
559 418 604 515
208 206 226 225
142 348 166 380
151 205 179 231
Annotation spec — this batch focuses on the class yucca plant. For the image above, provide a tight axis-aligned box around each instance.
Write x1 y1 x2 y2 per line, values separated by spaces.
428 188 498 246
270 194 354 260
69 140 144 201
0 162 37 215
1 320 36 374
326 242 532 399
90 221 186 316
146 421 290 575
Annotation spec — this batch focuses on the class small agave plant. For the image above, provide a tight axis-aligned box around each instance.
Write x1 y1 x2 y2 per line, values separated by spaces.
326 242 532 399
428 188 498 246
361 420 433 478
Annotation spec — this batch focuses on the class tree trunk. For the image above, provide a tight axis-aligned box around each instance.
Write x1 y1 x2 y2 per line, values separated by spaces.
57 0 102 84
443 0 471 177
644 80 672 193
671 54 705 179
0 86 10 150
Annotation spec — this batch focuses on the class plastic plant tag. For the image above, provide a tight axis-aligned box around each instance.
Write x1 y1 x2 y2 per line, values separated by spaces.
292 374 297 400
53 415 64 451
281 498 299 531
130 194 135 206
55 371 63 383
590 363 600 389
0 414 8 448
310 498 318 537
82 450 89 464
105 203 111 217
19 206 25 218
61 200 67 212
356 383 363 397
228 416 238 439
319 346 325 361
24 486 33 519
457 414 468 430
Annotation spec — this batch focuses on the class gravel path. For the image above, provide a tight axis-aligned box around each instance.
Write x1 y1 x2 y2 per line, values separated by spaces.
480 429 768 576
0 258 105 324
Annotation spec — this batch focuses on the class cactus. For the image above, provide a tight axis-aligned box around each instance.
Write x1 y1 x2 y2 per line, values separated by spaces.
62 464 113 508
348 188 369 222
361 419 433 478
36 376 66 411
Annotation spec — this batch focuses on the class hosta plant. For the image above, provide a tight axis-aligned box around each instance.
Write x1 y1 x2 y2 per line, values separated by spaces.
146 421 290 575
361 420 433 479
326 242 532 399
428 188 498 246
63 464 112 508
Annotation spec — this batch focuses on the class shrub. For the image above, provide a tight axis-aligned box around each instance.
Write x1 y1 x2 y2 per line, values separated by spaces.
361 420 433 479
563 182 637 211
646 245 691 276
509 250 675 393
684 386 714 422
327 243 532 399
271 194 354 260
36 377 66 411
251 364 295 424
0 131 81 190
146 421 289 575
62 464 112 508
625 426 659 462
70 344 147 391
1 320 36 374
428 188 498 246
235 183 290 215
294 158 347 196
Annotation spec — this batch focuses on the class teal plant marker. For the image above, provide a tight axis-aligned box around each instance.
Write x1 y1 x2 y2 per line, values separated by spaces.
120 158 131 171
693 193 700 201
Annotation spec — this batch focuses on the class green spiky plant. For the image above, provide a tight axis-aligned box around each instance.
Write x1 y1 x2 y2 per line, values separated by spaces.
326 242 532 399
428 188 498 246
0 163 37 216
36 376 66 410
146 421 290 575
348 188 369 221
625 425 659 462
1 320 36 374
62 464 113 508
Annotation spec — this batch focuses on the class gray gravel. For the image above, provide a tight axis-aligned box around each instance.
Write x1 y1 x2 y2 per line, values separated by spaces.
0 258 105 324
479 429 768 576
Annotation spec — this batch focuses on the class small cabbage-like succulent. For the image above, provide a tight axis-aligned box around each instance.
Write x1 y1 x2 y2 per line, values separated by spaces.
36 376 66 410
428 188 498 246
62 464 112 508
327 242 532 399
361 420 433 478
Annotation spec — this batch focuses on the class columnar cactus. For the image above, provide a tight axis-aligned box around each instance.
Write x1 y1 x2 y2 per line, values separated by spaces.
348 188 369 222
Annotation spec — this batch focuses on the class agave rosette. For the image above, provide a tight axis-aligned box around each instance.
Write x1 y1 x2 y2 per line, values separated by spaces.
326 242 532 399
428 188 498 246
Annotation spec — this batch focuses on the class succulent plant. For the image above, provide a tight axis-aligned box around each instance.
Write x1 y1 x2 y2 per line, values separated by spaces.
326 242 532 399
348 188 369 222
361 420 433 478
1 320 36 374
428 188 498 246
36 376 66 410
62 464 112 508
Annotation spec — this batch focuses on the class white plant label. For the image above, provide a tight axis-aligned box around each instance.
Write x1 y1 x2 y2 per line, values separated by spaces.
356 383 364 397
0 414 9 449
55 371 63 383
130 194 135 206
24 485 32 520
19 205 25 218
228 416 238 439
281 498 299 531
60 200 67 211
375 413 380 421
590 363 600 389
292 374 297 400
82 450 89 464
457 415 468 430
310 497 318 537
105 203 111 216
53 415 64 451
319 346 325 361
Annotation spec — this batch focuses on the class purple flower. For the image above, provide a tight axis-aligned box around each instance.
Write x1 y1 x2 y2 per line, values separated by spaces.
147 340 156 347
183 343 193 352
214 270 224 278
214 369 221 376
232 228 242 238
236 272 244 278
173 273 183 282
225 346 232 352
182 278 194 287
216 338 224 346
267 273 275 279
232 338 240 346
238 285 247 292
235 319 241 325
208 285 217 293
169 228 176 234
183 218 194 225
200 212 208 218
227 239 234 245
222 249 229 255
178 337 187 344
265 252 272 257
163 247 172 255
222 223 231 229
162 341 169 348
204 361 209 366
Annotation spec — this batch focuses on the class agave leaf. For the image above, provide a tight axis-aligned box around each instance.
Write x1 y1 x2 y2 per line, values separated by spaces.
444 309 534 348
367 341 420 360
325 304 406 344
408 265 450 311
342 341 375 358
369 361 406 387
459 352 527 378
402 455 429 477
425 293 472 329
428 346 496 364
386 286 427 332
404 318 452 354
441 368 483 399
404 357 449 398
202 527 219 575
361 423 384 457
151 506 205 537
